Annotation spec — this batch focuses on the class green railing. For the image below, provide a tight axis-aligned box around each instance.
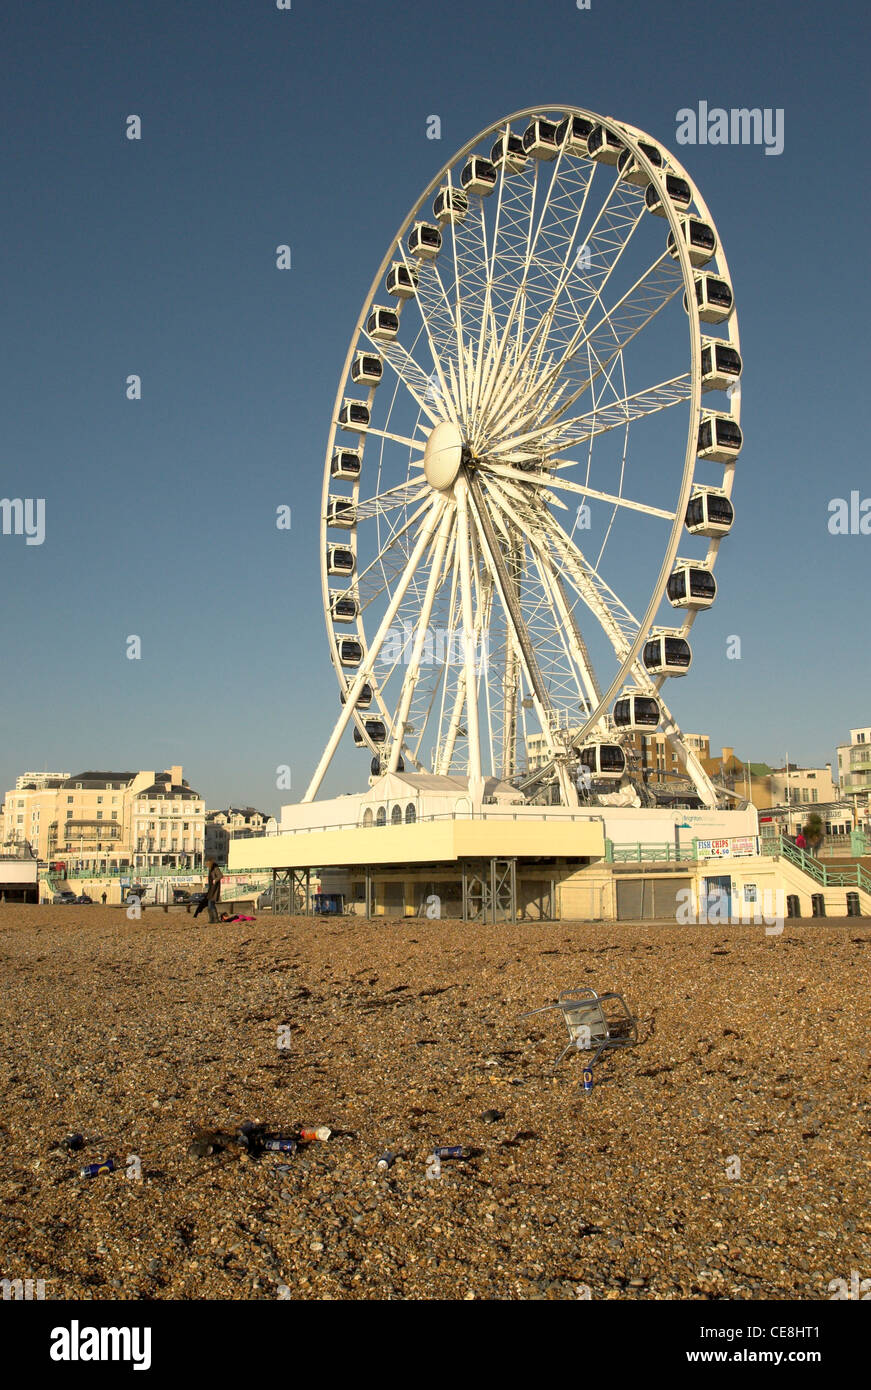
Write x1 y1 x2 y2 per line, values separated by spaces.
46 864 204 881
762 836 871 895
605 839 698 863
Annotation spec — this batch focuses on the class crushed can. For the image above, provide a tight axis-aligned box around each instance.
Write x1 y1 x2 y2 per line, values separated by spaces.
263 1136 298 1155
433 1145 464 1160
80 1158 115 1178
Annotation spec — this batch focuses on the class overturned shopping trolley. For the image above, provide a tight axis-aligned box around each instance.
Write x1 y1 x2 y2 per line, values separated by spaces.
519 987 638 1073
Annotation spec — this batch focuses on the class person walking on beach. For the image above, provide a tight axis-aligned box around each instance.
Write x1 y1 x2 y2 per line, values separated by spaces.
194 861 222 923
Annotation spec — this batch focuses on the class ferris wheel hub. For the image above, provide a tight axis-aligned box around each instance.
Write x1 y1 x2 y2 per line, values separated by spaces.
423 419 464 491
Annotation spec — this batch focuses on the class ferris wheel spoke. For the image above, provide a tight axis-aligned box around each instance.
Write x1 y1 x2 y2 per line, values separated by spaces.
466 474 578 805
523 541 604 723
490 156 639 406
355 423 427 453
487 372 692 461
492 251 683 445
538 507 640 660
354 494 436 611
369 332 457 427
353 479 431 521
541 255 686 425
306 495 448 801
484 461 675 523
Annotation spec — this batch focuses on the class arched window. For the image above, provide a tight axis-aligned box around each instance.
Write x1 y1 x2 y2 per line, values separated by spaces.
391 804 402 825
405 802 416 824
376 807 386 826
362 808 373 827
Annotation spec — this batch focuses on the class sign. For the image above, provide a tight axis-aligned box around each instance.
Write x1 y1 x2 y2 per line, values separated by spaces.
744 883 757 902
729 836 759 857
697 835 760 858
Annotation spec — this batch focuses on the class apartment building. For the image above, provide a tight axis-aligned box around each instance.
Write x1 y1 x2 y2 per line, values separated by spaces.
836 727 871 827
204 807 276 865
0 765 205 870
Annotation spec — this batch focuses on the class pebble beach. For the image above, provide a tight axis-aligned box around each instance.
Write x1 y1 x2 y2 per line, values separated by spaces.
0 904 868 1301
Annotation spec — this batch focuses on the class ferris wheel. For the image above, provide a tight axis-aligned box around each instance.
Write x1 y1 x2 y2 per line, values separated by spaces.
303 107 741 810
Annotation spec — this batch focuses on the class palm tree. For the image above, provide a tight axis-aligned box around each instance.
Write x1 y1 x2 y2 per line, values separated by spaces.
803 811 824 854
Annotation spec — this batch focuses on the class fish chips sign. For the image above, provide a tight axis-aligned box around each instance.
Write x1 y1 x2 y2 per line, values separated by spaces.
697 835 759 858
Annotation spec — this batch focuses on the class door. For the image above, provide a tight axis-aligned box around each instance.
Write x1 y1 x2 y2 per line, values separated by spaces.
703 875 732 923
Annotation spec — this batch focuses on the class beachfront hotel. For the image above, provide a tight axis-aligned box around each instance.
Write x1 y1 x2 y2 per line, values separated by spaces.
0 766 205 872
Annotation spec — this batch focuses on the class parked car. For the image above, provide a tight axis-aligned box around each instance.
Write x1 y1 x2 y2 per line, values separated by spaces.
52 891 77 905
73 894 93 905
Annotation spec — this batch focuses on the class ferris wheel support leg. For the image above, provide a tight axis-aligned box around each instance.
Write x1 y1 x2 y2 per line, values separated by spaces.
437 668 466 776
466 476 578 808
303 497 447 803
387 505 455 773
454 476 484 805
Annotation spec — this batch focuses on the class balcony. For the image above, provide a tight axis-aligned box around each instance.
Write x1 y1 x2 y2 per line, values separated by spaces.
63 820 122 843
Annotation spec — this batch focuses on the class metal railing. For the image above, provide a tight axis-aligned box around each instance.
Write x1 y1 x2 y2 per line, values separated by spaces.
44 864 204 881
761 835 871 895
605 840 698 863
267 807 604 836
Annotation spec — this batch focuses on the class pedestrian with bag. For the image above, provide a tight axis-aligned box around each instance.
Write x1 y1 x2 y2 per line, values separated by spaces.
194 860 222 923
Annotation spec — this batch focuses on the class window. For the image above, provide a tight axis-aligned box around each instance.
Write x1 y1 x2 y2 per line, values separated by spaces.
376 807 387 826
183 822 189 831
391 804 402 825
97 796 103 804
66 811 73 819
362 808 373 827
812 789 818 802
405 803 416 823
111 811 118 819
67 796 74 803
97 811 103 820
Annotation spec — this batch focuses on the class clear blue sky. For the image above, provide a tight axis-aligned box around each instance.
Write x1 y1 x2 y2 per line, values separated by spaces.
1 0 867 811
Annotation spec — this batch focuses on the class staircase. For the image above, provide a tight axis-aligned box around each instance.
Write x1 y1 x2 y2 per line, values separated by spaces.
763 836 871 915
